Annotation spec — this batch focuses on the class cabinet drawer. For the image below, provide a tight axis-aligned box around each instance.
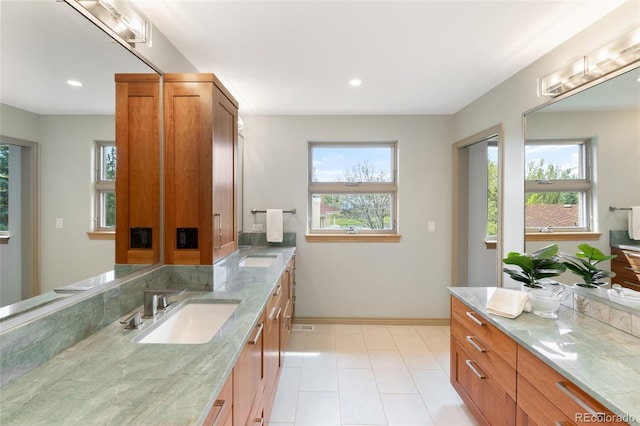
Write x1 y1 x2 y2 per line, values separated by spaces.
451 340 516 426
518 346 627 426
451 317 516 399
451 297 517 368
517 375 575 426
611 247 640 269
203 373 233 426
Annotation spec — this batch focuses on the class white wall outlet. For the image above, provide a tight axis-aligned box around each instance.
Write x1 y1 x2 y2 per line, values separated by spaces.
252 223 264 231
56 218 63 229
428 221 436 232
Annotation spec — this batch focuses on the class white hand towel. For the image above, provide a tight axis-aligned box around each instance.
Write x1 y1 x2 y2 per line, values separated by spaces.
266 209 283 243
486 288 531 319
628 206 640 240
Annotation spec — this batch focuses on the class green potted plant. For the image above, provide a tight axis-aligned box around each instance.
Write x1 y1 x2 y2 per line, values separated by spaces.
503 244 567 290
561 243 617 288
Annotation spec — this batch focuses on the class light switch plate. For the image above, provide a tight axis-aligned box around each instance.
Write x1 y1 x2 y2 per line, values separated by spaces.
56 218 63 229
428 221 436 232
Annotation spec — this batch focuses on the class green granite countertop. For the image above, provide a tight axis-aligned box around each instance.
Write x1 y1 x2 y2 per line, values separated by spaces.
0 247 295 425
449 287 640 426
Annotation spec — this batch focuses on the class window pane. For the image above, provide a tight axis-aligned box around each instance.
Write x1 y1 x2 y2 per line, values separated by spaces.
311 145 393 183
100 145 117 181
0 146 8 231
525 143 584 180
525 191 585 228
487 145 498 238
311 193 393 230
100 191 116 228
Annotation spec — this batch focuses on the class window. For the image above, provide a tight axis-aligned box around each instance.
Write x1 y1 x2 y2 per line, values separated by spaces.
0 145 8 236
308 142 397 235
487 141 498 241
94 141 116 231
525 139 593 233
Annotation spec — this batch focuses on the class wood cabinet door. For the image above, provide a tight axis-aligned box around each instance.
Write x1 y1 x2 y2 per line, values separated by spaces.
114 74 161 265
203 373 233 426
233 314 264 426
213 86 238 262
163 77 214 265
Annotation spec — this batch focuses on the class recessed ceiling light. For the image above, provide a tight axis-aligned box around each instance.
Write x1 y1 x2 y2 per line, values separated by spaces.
66 80 83 87
349 79 362 87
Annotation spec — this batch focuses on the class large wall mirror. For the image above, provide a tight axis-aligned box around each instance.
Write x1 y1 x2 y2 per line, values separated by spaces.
0 1 159 317
524 64 640 303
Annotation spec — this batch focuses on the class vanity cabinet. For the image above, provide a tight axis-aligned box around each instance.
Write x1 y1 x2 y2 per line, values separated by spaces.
611 247 640 290
450 297 516 426
280 257 295 361
451 296 629 426
114 74 161 265
163 73 238 265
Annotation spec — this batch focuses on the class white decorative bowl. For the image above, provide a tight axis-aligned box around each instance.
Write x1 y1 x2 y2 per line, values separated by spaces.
607 287 640 308
527 290 562 319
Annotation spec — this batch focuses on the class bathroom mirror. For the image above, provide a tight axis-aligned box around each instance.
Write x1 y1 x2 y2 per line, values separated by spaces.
0 1 159 318
524 64 640 309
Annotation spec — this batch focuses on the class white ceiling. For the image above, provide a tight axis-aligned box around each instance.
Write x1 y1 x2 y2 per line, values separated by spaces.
0 1 631 116
132 0 628 115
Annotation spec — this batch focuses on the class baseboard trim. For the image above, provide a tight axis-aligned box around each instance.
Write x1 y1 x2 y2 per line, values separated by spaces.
293 317 450 326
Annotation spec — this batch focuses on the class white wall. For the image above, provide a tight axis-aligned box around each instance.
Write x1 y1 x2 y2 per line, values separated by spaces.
39 115 115 292
243 115 454 319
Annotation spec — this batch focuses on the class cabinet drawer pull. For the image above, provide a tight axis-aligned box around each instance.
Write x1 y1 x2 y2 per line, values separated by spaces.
555 422 566 426
624 266 640 273
465 336 486 353
465 359 486 379
555 381 605 418
275 307 282 320
465 311 485 327
209 400 226 426
623 280 640 288
627 252 640 259
273 284 282 297
254 418 264 426
249 323 264 344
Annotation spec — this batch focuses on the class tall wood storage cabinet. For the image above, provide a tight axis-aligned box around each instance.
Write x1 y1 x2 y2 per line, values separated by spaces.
114 74 161 265
164 74 239 265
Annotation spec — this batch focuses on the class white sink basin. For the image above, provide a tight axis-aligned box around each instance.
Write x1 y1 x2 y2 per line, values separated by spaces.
137 301 239 344
239 255 277 267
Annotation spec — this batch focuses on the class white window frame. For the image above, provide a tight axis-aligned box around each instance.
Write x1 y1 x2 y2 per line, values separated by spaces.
524 138 593 233
308 141 398 235
94 140 116 232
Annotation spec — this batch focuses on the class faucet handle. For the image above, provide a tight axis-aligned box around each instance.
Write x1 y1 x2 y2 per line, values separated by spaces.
120 312 143 329
158 295 169 309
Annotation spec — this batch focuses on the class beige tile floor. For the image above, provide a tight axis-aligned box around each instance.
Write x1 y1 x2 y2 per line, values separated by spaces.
270 324 479 426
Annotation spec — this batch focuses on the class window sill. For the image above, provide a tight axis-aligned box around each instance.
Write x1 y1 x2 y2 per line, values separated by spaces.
87 231 115 240
305 234 401 243
525 232 601 242
0 235 9 245
484 240 497 249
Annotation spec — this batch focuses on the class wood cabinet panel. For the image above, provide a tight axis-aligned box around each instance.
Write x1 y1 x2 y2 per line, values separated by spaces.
164 78 213 264
114 74 160 265
203 373 233 426
451 315 516 399
518 345 627 426
451 297 517 368
451 340 516 426
611 247 640 289
517 375 575 426
213 87 238 261
233 315 265 426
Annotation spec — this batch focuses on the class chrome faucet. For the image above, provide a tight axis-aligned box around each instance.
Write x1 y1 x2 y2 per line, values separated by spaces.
143 288 186 317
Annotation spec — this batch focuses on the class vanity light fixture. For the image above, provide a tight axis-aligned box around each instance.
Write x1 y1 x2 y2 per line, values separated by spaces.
540 25 640 97
71 0 149 46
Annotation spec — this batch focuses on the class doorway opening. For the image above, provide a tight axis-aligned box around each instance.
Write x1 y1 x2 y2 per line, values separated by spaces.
452 125 503 287
0 136 39 306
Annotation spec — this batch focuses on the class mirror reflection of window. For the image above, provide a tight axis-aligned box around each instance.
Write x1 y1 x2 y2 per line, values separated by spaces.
94 141 116 231
524 139 593 233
